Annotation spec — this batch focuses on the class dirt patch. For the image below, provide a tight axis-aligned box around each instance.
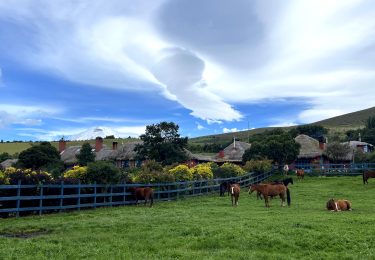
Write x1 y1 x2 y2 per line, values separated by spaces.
0 228 51 239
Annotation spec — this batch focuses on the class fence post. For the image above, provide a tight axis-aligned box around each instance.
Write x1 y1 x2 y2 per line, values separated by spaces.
60 181 64 212
16 179 21 218
110 185 113 206
123 182 126 205
94 182 97 209
39 183 43 216
77 181 81 211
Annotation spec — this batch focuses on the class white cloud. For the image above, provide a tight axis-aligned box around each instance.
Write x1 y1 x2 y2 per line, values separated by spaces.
223 127 248 134
196 122 206 130
1 0 375 125
0 104 62 128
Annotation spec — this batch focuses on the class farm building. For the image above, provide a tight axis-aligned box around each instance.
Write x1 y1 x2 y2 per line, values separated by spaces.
0 159 18 169
59 137 143 168
293 134 326 166
186 139 251 166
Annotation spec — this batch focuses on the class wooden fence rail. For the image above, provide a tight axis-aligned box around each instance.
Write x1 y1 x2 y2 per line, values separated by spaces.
0 171 272 217
293 163 375 175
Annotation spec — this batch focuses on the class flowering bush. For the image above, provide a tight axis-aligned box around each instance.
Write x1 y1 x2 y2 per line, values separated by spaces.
168 164 193 181
0 170 9 185
191 163 214 180
214 162 246 178
63 165 88 182
2 167 52 185
243 159 272 174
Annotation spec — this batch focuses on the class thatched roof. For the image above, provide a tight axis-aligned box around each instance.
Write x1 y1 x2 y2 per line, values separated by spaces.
0 159 18 169
115 141 142 160
294 134 323 159
60 141 143 164
215 140 251 162
60 146 81 164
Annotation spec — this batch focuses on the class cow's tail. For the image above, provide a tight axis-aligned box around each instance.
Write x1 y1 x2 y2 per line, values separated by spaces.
363 171 366 185
286 188 291 206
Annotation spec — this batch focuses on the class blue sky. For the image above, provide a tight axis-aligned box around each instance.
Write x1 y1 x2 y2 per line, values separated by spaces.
0 0 375 141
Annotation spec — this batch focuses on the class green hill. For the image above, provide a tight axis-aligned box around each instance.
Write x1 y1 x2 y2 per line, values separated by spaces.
313 106 375 129
190 106 375 145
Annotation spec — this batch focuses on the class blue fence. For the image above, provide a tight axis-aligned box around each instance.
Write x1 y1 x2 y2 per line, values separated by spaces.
293 163 375 175
0 171 272 218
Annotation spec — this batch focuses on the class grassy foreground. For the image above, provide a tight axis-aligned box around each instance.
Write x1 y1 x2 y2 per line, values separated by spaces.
0 176 375 259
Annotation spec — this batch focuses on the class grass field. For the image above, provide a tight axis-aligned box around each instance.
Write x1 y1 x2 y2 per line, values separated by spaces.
0 176 375 259
0 138 139 155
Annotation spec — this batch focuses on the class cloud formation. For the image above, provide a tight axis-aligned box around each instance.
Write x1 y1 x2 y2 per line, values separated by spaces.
1 0 375 128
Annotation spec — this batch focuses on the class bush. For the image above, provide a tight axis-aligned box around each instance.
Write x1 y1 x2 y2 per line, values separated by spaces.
215 163 246 178
63 166 88 182
86 161 121 184
243 159 272 174
0 170 9 185
132 171 175 183
4 167 52 185
168 165 193 181
191 163 214 180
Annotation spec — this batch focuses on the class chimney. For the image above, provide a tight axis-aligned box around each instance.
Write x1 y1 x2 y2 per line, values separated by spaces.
233 137 236 149
112 141 118 150
359 132 361 142
59 138 66 153
318 136 325 150
95 137 103 152
218 150 225 158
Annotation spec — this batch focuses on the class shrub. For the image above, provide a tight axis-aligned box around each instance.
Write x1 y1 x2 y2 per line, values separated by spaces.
215 163 246 178
0 170 9 185
63 165 88 182
132 171 175 183
168 165 193 181
243 159 272 174
4 167 52 185
86 161 121 184
191 163 214 180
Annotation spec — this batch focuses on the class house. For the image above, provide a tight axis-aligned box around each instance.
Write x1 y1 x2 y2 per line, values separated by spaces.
186 139 251 166
293 134 326 166
59 137 143 168
342 141 374 154
0 159 18 169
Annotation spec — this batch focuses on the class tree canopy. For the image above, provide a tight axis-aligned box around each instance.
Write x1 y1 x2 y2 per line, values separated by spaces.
76 142 96 166
243 132 300 166
135 122 188 165
18 142 62 170
289 125 328 140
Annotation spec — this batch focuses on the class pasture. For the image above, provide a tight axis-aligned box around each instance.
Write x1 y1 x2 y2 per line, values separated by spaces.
0 176 374 259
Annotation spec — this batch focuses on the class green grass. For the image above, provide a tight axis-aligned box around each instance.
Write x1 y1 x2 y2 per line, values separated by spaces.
0 138 139 155
1 176 375 259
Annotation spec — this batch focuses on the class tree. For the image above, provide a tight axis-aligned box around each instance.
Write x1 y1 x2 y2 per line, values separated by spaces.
366 116 375 129
325 142 351 163
86 161 120 184
18 142 62 170
135 122 188 165
0 152 12 163
76 142 95 166
289 125 328 140
243 132 300 166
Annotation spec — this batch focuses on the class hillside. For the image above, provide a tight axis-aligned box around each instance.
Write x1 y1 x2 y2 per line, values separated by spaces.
313 106 375 129
190 106 375 145
0 138 139 155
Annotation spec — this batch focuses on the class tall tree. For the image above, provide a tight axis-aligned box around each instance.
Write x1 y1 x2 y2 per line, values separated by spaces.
289 125 328 140
135 122 188 165
243 132 300 166
18 142 61 169
77 143 96 166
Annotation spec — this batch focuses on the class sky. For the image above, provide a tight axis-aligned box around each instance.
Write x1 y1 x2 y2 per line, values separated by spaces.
0 0 375 141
